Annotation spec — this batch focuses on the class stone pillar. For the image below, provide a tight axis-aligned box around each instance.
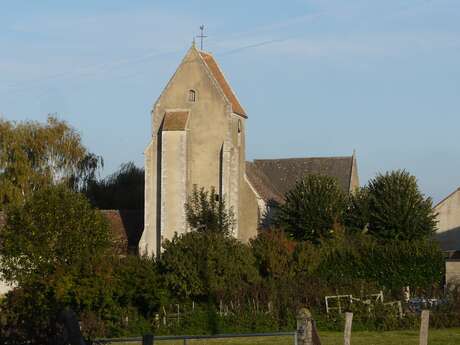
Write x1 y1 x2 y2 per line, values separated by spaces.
296 308 313 345
344 312 353 345
419 310 430 345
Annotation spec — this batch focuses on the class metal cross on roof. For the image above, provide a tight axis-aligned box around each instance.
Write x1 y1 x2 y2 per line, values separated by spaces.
197 25 207 50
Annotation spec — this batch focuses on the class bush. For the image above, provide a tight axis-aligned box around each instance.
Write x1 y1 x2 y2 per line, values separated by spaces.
160 231 260 302
363 170 437 240
274 174 347 243
0 186 116 343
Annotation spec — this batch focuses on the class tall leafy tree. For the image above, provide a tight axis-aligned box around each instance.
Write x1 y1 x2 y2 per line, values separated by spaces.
344 187 371 233
0 185 115 343
365 170 437 240
84 162 144 209
0 185 113 293
0 116 102 208
160 185 255 302
274 174 347 243
185 185 235 236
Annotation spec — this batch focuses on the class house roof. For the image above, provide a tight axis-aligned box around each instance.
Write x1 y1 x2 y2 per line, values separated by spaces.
199 51 247 118
163 111 189 131
246 156 355 202
100 210 144 254
245 162 284 204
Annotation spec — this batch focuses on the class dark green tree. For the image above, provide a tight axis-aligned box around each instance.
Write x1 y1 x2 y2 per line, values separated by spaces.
84 162 144 210
0 185 115 343
160 186 256 302
113 255 168 318
160 232 259 302
185 185 235 236
0 116 102 209
365 170 437 240
274 174 347 243
344 187 371 233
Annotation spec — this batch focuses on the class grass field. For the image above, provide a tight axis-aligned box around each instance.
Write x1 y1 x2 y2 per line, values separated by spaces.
114 328 460 345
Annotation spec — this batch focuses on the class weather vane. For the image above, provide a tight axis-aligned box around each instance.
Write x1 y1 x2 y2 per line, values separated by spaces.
197 25 207 50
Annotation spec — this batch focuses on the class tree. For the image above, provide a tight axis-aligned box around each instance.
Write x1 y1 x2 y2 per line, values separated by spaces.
0 185 115 343
344 187 371 233
161 186 255 301
250 230 295 280
364 170 437 240
113 255 168 318
84 162 144 209
185 185 235 236
0 116 102 209
160 231 259 302
274 174 347 243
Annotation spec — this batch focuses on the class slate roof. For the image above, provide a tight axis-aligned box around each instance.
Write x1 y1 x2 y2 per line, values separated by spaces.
163 111 189 131
245 162 284 204
246 156 355 203
199 51 247 118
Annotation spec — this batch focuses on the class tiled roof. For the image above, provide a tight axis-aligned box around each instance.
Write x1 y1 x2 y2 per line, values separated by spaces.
100 210 144 254
200 51 247 117
246 156 354 202
163 111 189 131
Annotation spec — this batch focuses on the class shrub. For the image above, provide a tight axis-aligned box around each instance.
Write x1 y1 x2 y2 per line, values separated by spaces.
365 170 437 240
160 232 260 302
0 185 116 343
274 174 347 243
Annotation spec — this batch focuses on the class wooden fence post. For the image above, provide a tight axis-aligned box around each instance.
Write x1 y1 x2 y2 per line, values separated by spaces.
419 310 429 345
344 312 353 345
143 334 154 345
296 308 313 345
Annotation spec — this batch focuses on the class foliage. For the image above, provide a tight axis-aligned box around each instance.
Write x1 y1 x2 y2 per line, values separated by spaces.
113 255 168 318
0 185 116 343
0 185 113 289
0 116 102 209
363 170 437 240
274 174 347 243
185 185 235 236
84 162 144 210
344 187 371 233
250 229 295 280
156 304 281 336
160 231 260 302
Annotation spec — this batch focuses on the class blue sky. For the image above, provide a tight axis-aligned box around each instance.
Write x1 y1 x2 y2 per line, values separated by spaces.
1 0 459 202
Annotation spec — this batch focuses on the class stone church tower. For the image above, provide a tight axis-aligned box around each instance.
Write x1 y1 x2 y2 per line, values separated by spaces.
139 44 260 256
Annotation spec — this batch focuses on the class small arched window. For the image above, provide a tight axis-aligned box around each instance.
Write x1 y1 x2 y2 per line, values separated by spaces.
188 89 196 102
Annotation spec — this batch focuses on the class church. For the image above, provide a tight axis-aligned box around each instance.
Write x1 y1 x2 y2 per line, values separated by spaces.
138 44 359 257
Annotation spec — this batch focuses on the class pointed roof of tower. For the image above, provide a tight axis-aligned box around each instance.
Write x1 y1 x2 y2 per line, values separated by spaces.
199 51 247 117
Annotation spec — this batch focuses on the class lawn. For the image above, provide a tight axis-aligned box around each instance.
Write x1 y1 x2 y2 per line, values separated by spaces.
114 328 460 345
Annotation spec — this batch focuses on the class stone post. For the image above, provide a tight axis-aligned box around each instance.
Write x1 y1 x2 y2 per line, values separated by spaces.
344 312 353 345
296 308 313 345
419 310 430 345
